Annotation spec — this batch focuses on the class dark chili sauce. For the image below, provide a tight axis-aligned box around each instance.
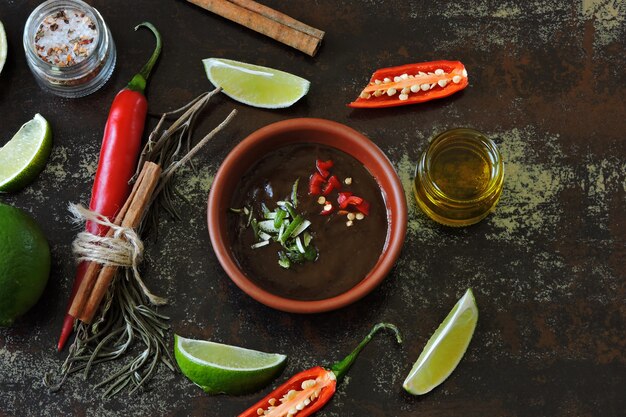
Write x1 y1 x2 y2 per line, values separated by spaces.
228 143 388 301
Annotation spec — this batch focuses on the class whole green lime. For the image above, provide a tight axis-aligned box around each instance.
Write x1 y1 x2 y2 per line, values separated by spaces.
0 203 51 326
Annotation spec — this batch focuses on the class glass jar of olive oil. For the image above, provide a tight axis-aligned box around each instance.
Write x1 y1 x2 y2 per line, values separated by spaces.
413 128 504 227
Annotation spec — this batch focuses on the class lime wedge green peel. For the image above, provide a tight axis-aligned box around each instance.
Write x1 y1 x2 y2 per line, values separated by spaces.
203 58 310 109
403 288 478 395
174 334 287 395
0 114 52 193
0 20 6 75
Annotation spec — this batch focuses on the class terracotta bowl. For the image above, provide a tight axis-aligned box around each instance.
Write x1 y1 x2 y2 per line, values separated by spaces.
207 118 407 313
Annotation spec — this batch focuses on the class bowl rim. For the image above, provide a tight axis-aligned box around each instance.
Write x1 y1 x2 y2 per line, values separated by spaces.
207 117 407 313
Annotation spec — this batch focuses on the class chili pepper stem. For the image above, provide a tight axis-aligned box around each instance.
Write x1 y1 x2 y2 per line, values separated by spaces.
127 22 162 94
330 323 402 381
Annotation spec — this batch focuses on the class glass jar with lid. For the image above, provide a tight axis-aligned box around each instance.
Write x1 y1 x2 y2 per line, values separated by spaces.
23 0 116 98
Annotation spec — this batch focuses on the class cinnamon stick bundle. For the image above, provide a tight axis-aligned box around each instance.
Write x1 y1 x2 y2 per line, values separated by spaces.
69 162 162 323
187 0 324 56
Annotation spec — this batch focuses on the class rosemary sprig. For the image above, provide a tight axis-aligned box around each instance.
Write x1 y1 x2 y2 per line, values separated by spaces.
45 90 236 397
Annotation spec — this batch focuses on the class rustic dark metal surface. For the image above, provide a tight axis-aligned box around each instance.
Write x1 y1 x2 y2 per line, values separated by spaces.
1 0 625 416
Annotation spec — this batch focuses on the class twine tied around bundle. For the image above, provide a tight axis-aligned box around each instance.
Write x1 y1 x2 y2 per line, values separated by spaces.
69 203 167 306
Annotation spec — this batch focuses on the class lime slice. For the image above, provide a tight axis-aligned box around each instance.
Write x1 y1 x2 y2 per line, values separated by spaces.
403 288 478 395
0 20 6 75
0 114 52 193
203 58 310 108
174 334 287 395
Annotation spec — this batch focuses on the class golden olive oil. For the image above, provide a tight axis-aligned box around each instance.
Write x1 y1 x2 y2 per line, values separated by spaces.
413 128 504 227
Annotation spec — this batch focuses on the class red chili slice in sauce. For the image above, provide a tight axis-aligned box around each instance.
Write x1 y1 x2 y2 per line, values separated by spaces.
309 172 326 195
348 60 469 108
322 175 341 195
316 159 333 178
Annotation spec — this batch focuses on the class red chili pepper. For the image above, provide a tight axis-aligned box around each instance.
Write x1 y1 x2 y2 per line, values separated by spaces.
355 200 370 216
320 202 334 215
322 175 341 195
309 172 326 195
348 60 469 108
337 191 352 207
315 159 333 178
57 22 162 352
239 323 401 417
339 195 363 210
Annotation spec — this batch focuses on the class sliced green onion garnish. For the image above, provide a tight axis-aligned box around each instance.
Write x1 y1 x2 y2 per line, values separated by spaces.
280 215 303 244
278 252 291 269
277 222 285 241
295 236 305 254
278 201 298 219
303 231 312 247
251 218 259 238
261 203 270 217
251 240 270 249
246 208 253 227
291 219 311 237
274 208 287 228
291 178 299 208
235 182 316 269
258 220 279 233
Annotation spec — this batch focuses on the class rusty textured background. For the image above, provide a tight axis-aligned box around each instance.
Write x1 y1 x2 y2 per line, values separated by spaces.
1 0 625 416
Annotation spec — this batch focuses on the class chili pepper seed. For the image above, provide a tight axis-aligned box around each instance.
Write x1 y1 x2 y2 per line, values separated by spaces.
344 177 352 185
356 212 365 220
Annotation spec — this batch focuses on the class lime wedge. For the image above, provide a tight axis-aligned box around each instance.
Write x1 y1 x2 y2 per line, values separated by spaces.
403 288 478 395
174 334 287 395
0 114 52 193
0 20 6 75
203 58 310 108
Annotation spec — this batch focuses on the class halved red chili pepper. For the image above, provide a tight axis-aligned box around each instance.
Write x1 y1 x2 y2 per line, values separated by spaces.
322 175 341 195
239 323 402 417
320 202 334 215
348 60 469 108
57 23 162 351
309 172 326 195
316 159 333 178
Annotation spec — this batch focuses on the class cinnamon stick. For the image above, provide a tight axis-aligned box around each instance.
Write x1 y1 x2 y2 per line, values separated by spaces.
187 0 324 56
68 168 147 319
70 162 162 323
